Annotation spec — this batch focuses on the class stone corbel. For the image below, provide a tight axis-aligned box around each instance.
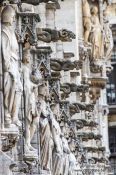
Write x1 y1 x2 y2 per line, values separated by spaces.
88 77 108 89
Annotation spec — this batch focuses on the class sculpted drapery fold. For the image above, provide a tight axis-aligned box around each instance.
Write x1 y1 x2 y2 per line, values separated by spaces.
1 5 23 128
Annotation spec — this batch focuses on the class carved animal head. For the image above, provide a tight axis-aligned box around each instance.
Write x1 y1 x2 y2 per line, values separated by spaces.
59 29 76 42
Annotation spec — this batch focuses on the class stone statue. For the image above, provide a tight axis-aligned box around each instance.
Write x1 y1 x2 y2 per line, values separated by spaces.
50 104 63 175
1 5 23 127
62 136 70 175
103 10 113 60
68 139 79 175
82 0 91 44
37 28 76 43
22 48 42 154
90 6 103 60
39 83 54 171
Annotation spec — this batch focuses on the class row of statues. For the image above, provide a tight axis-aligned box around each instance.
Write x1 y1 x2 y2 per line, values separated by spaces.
82 0 113 60
1 5 79 174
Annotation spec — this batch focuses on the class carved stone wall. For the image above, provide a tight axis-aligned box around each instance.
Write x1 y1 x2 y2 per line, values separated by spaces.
0 0 113 175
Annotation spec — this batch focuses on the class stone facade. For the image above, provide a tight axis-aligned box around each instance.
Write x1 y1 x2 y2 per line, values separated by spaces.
0 0 114 175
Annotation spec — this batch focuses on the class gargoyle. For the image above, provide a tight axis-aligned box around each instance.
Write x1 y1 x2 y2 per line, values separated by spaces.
21 0 59 5
37 28 76 42
50 59 82 71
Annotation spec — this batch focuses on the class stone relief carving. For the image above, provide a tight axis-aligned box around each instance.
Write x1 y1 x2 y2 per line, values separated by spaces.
1 5 23 128
0 1 112 175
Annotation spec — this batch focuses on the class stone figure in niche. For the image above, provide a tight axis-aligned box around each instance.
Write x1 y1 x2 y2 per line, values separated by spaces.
62 136 70 175
90 6 103 60
1 5 23 127
82 0 91 44
68 139 79 175
103 10 113 60
22 48 42 154
37 28 76 43
39 83 54 171
50 103 64 175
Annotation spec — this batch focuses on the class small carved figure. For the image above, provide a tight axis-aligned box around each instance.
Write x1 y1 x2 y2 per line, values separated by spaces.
90 6 103 60
103 10 113 60
82 0 91 44
22 49 42 154
37 28 76 43
1 5 23 127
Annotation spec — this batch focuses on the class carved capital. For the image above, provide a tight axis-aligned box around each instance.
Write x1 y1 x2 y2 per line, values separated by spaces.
88 77 107 89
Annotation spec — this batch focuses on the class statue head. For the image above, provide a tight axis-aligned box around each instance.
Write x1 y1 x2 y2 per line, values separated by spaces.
1 5 15 25
91 6 98 15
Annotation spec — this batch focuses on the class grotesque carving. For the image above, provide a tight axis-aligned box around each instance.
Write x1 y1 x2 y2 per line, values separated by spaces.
50 59 82 72
21 0 59 5
1 5 23 127
37 28 76 43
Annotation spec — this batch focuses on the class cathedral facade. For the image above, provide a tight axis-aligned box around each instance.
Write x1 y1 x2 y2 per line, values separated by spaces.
0 0 114 175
